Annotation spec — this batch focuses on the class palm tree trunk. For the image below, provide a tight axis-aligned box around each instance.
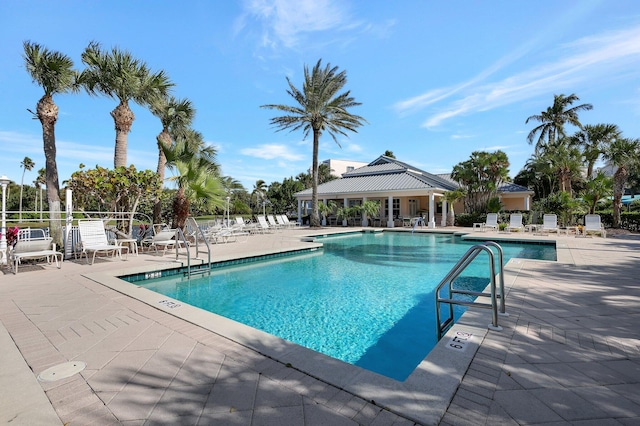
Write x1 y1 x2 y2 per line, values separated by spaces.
37 95 63 246
310 129 320 227
172 187 189 229
154 130 171 224
111 101 135 168
612 169 627 228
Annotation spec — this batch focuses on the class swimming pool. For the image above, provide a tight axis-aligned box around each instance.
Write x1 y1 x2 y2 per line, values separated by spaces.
135 232 555 380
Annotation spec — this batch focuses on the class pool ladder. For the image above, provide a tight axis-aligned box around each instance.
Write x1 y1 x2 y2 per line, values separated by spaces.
435 241 507 339
174 217 212 278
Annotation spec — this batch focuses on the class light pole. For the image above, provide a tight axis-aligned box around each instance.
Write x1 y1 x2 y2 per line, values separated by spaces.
0 175 11 265
226 196 230 226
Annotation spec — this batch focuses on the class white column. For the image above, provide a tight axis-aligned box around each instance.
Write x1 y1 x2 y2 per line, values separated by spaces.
297 199 302 224
441 200 448 227
65 189 73 260
429 193 436 228
322 198 327 226
525 195 530 210
343 197 348 226
0 176 9 265
387 196 394 228
362 197 368 227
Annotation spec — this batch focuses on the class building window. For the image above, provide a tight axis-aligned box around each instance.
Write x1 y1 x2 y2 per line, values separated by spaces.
346 166 354 172
385 198 400 219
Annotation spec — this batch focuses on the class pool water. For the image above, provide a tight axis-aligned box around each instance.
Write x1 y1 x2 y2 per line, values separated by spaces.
138 232 555 380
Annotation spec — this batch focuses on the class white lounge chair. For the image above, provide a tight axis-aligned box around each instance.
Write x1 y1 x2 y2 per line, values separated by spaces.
280 215 300 228
78 220 128 265
147 229 185 254
9 236 62 274
506 213 524 232
541 214 559 234
267 215 283 230
256 215 274 233
584 214 607 238
484 213 498 231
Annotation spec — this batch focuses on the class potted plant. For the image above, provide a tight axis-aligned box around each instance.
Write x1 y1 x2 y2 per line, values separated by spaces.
360 200 381 227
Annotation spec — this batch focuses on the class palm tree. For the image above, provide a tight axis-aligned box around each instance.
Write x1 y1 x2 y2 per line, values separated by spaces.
602 137 640 227
149 96 195 224
35 167 46 221
162 130 223 229
582 171 613 214
23 41 80 245
262 59 366 227
80 41 173 167
571 124 621 178
19 156 35 221
443 189 466 226
545 138 583 196
526 93 593 152
252 179 267 213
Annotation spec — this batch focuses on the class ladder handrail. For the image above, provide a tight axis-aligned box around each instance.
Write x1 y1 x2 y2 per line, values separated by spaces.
174 227 191 277
435 243 505 339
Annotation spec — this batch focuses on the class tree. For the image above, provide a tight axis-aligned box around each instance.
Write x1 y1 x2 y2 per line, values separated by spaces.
23 41 81 246
80 41 173 168
252 179 267 213
545 138 583 196
35 167 46 221
443 189 466 226
150 96 195 224
582 171 613 214
571 123 621 178
162 130 224 229
19 156 35 221
451 151 509 214
384 150 396 158
67 165 162 236
602 137 640 227
526 93 593 152
262 59 366 227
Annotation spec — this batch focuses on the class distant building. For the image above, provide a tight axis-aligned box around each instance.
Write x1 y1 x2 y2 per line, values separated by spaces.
321 159 368 177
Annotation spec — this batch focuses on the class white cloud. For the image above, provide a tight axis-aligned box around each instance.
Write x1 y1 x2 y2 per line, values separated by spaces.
240 0 351 49
240 143 305 161
395 24 640 129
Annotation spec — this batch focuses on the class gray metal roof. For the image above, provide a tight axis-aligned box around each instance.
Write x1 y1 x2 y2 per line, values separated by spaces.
296 156 459 197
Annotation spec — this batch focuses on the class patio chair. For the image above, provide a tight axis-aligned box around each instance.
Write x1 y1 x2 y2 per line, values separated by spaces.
541 214 559 234
9 234 62 274
484 213 498 231
584 214 607 238
78 220 128 265
280 215 300 228
267 215 283 230
147 229 185 254
256 215 275 233
505 213 524 232
236 216 260 234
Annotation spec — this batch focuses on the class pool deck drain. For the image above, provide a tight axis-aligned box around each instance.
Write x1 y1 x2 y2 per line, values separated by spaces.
37 361 87 382
1 227 639 425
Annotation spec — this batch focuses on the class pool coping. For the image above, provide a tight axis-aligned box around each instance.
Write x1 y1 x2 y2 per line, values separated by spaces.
83 230 563 425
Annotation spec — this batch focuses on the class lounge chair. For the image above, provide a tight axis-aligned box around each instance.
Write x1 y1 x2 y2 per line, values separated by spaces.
505 213 524 232
236 216 259 234
78 220 128 265
484 213 498 231
280 215 300 228
275 214 289 229
584 214 607 238
9 235 62 274
540 214 559 234
267 215 283 230
256 215 274 233
147 229 185 254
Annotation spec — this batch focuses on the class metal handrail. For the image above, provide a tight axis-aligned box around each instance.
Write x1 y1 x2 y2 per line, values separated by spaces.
185 217 211 275
435 242 505 339
174 227 191 276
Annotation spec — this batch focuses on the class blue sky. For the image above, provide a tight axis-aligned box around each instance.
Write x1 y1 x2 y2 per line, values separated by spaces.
1 0 640 191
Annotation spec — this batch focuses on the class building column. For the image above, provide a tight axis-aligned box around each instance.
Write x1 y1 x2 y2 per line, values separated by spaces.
361 197 368 227
441 200 448 227
322 198 327 226
387 196 394 228
297 199 302 225
525 195 530 210
429 193 436 228
343 197 348 226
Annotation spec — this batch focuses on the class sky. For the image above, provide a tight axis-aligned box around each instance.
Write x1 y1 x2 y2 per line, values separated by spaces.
1 0 640 192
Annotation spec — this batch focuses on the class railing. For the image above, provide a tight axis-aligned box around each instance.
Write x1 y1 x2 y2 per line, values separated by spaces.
182 217 212 277
435 242 506 339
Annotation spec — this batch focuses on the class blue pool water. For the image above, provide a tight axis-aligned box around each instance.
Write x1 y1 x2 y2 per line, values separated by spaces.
137 232 555 380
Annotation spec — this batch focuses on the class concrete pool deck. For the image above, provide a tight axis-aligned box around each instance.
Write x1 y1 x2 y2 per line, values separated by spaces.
1 227 639 425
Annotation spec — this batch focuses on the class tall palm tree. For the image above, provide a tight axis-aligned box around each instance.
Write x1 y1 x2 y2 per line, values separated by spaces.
252 179 267 213
80 41 173 167
571 123 621 178
162 130 223 229
19 156 35 221
545 138 583 196
35 167 46 221
526 93 593 152
149 96 195 224
262 59 366 227
23 41 80 245
582 171 613 214
602 137 640 227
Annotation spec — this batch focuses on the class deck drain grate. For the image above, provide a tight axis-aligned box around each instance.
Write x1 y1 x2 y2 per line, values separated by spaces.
37 361 86 382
